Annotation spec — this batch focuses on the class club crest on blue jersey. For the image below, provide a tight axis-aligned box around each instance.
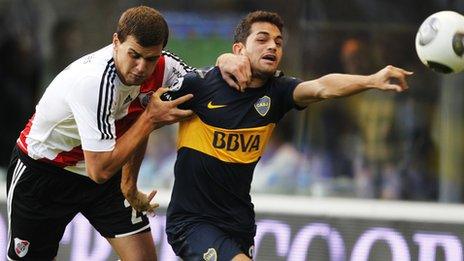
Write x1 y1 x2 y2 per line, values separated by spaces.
254 96 271 116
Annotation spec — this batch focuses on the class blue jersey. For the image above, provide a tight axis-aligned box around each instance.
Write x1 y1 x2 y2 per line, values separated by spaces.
165 67 302 240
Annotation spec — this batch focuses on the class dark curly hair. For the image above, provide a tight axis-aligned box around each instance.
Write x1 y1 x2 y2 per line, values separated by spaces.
233 11 283 44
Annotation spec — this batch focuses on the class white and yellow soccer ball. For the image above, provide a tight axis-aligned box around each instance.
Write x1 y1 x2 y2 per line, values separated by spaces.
415 11 464 73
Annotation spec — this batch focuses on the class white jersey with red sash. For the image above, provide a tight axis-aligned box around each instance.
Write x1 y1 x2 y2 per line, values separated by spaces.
17 44 192 176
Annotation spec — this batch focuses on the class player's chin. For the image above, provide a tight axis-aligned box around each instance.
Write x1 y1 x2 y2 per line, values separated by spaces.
262 64 279 73
126 76 147 86
258 67 277 76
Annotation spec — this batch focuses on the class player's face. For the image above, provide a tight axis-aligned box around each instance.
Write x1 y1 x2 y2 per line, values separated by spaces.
113 34 162 86
235 22 283 78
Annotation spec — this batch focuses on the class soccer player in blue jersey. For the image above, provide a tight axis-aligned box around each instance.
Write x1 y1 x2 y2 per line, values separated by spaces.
152 11 412 261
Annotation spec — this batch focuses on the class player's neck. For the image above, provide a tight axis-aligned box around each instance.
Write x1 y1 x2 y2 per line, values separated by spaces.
247 75 271 88
247 78 264 88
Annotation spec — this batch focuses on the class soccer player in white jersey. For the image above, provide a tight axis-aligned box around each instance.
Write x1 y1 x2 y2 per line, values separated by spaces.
6 6 251 261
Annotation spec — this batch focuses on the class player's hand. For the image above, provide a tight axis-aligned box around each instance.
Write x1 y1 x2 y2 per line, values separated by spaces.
144 87 193 128
125 189 159 214
216 53 251 92
370 65 413 92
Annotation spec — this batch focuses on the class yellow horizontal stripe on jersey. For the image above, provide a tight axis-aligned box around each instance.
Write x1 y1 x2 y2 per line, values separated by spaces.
177 116 275 163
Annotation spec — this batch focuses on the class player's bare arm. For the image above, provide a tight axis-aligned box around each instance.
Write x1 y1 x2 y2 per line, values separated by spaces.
120 137 159 213
293 65 414 107
85 88 193 184
216 53 252 92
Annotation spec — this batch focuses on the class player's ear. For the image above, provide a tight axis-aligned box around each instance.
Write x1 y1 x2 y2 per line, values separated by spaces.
233 42 245 55
112 33 120 47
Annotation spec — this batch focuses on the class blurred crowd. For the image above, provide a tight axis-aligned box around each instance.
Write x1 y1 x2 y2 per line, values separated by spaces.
1 0 463 202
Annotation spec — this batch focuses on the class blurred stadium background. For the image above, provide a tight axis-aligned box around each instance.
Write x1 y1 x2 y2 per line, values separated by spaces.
0 0 463 260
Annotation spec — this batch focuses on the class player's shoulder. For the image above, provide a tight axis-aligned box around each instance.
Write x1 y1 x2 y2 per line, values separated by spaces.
57 46 115 90
162 50 183 64
166 67 216 95
183 66 217 81
169 68 203 91
161 50 195 70
272 70 295 80
272 70 302 86
68 45 114 77
185 66 222 87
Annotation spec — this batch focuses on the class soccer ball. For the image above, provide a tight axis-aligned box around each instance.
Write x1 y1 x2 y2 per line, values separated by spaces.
415 11 464 73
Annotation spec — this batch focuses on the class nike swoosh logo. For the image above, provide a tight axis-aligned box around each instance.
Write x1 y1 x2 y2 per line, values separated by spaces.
207 101 227 109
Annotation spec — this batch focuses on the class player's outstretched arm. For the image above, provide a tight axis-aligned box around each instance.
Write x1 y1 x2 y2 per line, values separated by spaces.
293 65 413 107
84 88 193 184
216 53 252 92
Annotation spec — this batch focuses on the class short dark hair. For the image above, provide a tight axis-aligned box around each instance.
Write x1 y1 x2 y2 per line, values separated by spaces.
116 6 169 47
233 11 284 44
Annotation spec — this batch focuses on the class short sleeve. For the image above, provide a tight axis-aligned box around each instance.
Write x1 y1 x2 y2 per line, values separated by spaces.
275 76 304 113
66 74 116 152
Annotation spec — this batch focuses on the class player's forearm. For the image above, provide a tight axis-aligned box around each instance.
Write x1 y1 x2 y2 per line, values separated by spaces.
294 73 373 106
86 87 193 183
121 138 148 197
85 112 159 183
315 73 373 98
